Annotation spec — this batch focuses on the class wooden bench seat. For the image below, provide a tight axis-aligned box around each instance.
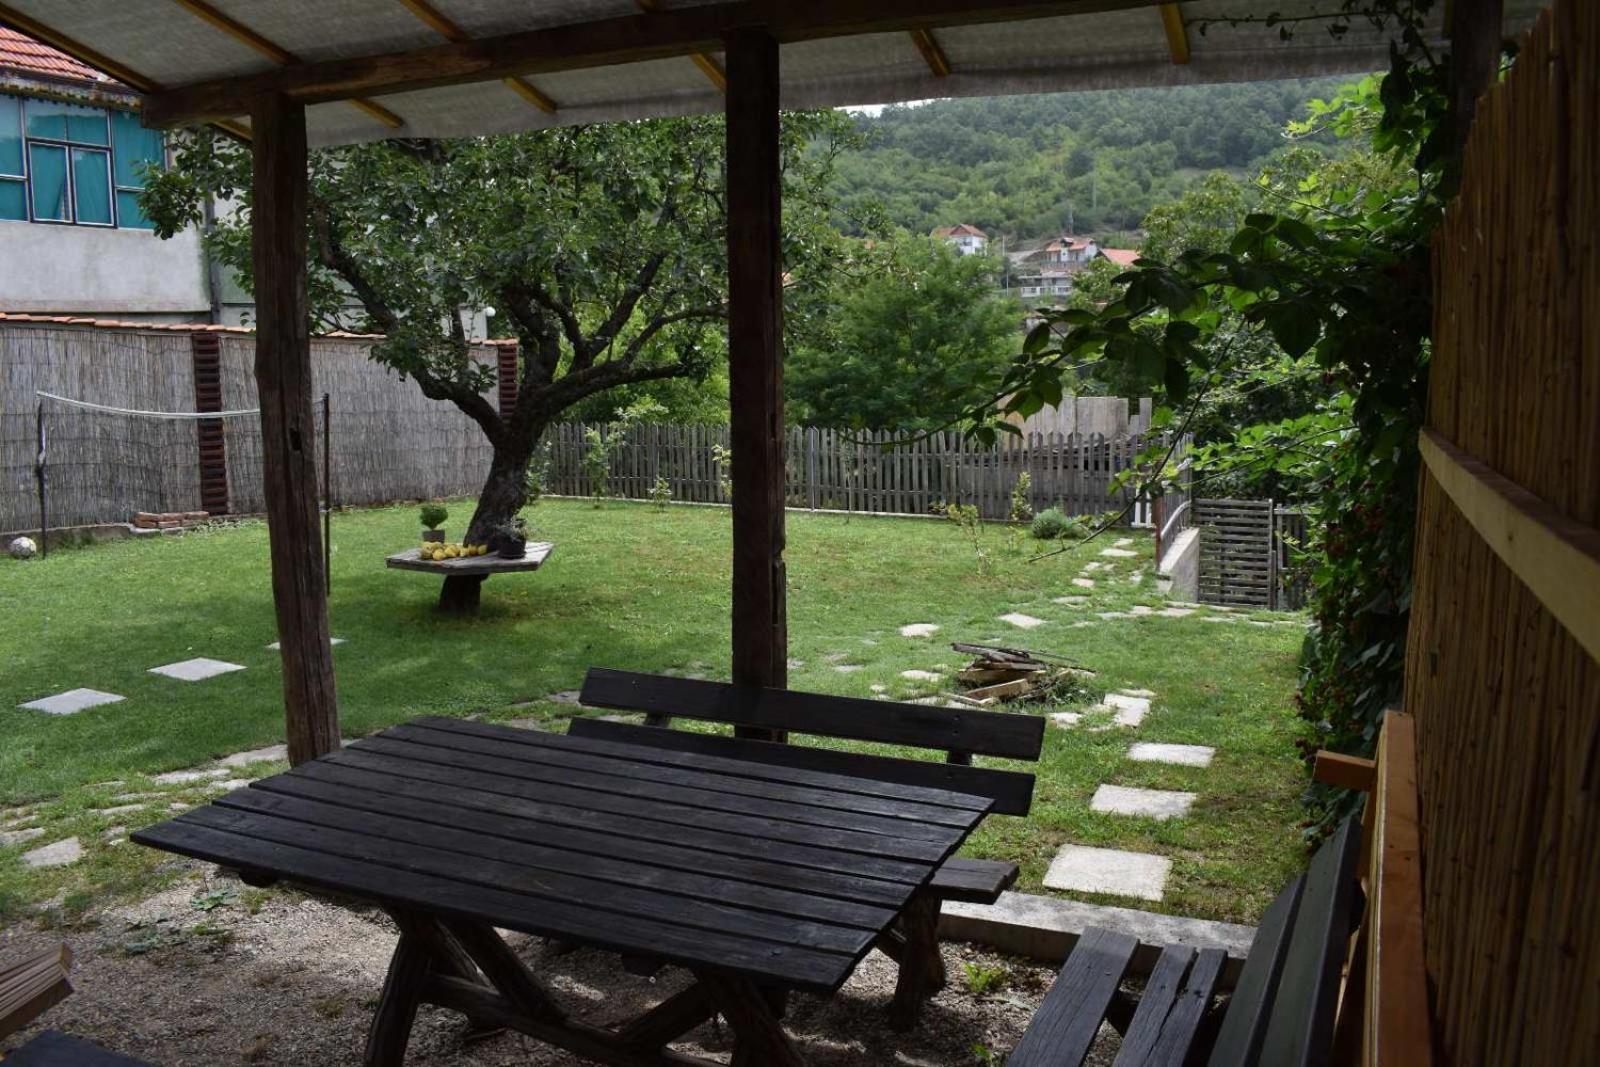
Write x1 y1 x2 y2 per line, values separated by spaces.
572 667 1046 1027
3 1031 154 1066
1009 709 1430 1066
1 946 154 1066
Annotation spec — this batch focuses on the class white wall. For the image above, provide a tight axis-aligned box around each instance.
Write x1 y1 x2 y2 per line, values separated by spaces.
0 221 209 316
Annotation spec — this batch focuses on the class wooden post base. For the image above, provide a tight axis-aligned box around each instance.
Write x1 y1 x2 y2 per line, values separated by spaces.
888 893 946 1031
363 914 803 1067
438 574 486 614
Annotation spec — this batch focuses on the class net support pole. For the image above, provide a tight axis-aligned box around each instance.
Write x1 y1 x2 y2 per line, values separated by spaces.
252 92 340 766
35 399 46 559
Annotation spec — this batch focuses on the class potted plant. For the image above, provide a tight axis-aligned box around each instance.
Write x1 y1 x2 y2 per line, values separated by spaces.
494 516 528 559
419 503 449 545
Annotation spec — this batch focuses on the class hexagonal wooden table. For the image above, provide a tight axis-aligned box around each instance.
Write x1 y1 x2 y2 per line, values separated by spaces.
386 542 554 614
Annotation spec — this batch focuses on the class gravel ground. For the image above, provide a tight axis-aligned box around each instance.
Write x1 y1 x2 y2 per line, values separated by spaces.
1 868 1123 1065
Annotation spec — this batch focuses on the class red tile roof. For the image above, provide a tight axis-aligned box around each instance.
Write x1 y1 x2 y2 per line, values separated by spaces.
1100 248 1140 267
0 26 117 87
932 223 987 239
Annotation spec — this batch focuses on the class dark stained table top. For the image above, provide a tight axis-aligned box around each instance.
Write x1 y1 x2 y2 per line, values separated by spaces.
132 716 992 993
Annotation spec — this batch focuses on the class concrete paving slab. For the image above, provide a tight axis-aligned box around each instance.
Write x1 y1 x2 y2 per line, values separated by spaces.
940 891 1255 981
1113 538 1134 547
1158 607 1196 617
1 828 46 848
1000 613 1046 629
1119 688 1157 698
1052 596 1090 607
92 803 148 817
1071 578 1096 589
1100 547 1138 558
900 669 943 682
1103 693 1151 727
832 664 862 673
1091 784 1197 820
219 744 289 767
149 658 246 682
151 767 230 786
1129 605 1154 616
22 837 83 869
1043 844 1171 901
1049 711 1082 728
21 688 125 715
1129 742 1215 767
899 623 940 638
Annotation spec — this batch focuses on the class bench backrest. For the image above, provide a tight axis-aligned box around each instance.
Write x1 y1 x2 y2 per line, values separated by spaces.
572 667 1045 815
1208 816 1363 1067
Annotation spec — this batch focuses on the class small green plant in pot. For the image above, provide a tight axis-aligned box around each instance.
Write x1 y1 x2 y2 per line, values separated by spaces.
493 516 529 559
419 503 449 544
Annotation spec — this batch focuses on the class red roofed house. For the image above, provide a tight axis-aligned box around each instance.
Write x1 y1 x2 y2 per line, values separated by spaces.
1099 247 1140 268
0 26 216 321
930 222 988 256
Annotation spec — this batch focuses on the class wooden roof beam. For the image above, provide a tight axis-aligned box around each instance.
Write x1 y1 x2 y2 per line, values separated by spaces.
634 0 725 91
167 0 403 128
1158 3 1190 64
0 0 251 139
140 0 1161 128
909 29 952 77
395 0 557 113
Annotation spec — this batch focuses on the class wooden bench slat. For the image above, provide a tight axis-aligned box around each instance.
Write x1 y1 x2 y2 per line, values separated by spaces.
580 667 1046 761
1145 948 1226 1066
2 1030 154 1066
567 717 1036 815
1113 943 1195 1067
1258 818 1364 1067
926 858 1019 903
1007 927 1139 1067
1206 874 1307 1067
0 946 72 1041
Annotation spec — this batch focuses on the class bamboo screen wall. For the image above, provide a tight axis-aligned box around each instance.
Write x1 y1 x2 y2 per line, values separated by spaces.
1405 3 1599 1063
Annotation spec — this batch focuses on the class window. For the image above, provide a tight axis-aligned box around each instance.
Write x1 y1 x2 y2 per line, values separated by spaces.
0 94 162 228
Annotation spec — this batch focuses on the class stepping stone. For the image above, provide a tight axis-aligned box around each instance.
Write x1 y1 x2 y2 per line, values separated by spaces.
1043 844 1171 902
1091 784 1197 820
1113 538 1134 548
219 743 289 767
1165 601 1202 609
1070 621 1097 629
1100 548 1137 558
93 803 147 817
1103 693 1150 727
1049 711 1081 729
786 659 805 670
22 837 83 869
833 664 862 673
869 685 887 694
1071 578 1095 589
1158 607 1195 617
1097 611 1133 620
899 623 940 638
111 792 158 803
1052 596 1089 607
1201 616 1238 624
211 778 254 791
1128 605 1153 616
546 690 583 706
1129 742 1214 767
1083 561 1105 572
1 827 46 848
20 688 125 716
149 658 246 682
999 613 1045 630
822 652 849 663
1120 688 1156 698
900 669 942 682
151 767 229 786
267 637 345 650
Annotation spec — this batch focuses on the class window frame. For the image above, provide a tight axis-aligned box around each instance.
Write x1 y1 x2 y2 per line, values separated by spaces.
0 94 162 230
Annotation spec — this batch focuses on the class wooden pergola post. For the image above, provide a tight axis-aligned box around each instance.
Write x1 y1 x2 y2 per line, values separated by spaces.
724 27 787 718
251 92 340 765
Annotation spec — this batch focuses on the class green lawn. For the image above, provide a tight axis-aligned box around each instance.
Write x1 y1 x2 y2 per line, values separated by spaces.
0 499 1312 927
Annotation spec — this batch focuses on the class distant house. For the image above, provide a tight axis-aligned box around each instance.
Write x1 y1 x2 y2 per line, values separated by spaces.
1099 247 1140 268
931 223 988 256
1006 234 1102 299
0 28 219 322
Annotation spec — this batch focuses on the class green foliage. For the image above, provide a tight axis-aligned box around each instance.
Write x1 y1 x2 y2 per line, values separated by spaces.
1008 472 1034 524
962 961 1008 996
711 442 733 500
829 80 1346 239
582 427 621 501
418 504 448 531
523 441 552 505
965 0 1472 830
1030 507 1071 541
649 476 672 512
786 238 1019 430
943 502 992 577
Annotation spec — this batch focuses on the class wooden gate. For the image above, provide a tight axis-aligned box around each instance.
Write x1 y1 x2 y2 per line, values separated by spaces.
1195 498 1275 608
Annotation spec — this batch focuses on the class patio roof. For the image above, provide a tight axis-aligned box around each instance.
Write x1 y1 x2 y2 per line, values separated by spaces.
0 0 1543 147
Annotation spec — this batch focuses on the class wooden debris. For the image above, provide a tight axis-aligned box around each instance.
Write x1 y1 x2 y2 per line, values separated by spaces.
951 642 1097 706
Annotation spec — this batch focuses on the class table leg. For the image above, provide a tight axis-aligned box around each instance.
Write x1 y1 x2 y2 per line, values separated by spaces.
438 574 485 614
442 919 567 1024
889 893 946 1031
364 932 431 1067
696 972 804 1067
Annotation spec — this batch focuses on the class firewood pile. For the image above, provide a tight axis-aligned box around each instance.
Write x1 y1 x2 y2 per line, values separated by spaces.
948 642 1097 707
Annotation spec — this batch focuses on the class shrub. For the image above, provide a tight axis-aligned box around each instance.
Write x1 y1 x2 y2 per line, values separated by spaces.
1009 472 1034 523
1030 507 1070 540
419 503 448 531
649 476 672 512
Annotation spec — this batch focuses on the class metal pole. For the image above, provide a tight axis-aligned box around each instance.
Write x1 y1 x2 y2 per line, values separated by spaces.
322 392 331 591
35 400 46 558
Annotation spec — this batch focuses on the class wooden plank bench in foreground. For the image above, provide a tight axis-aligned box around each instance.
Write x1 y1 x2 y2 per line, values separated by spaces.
1 944 153 1065
573 666 1045 1027
1006 710 1429 1066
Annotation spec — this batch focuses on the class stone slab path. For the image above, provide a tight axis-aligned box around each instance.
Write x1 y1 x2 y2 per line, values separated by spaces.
149 657 246 682
999 612 1045 629
19 688 125 715
1091 784 1197 820
22 836 83 869
899 623 939 637
1129 742 1215 767
1044 844 1171 901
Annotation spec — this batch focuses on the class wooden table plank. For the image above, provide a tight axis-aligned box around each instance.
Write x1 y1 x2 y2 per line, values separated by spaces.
133 819 855 991
253 772 911 906
390 721 979 828
215 788 898 931
422 716 994 811
352 733 963 841
327 747 960 862
288 760 934 884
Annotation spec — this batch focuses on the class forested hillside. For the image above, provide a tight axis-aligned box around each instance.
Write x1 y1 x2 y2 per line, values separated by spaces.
828 78 1351 240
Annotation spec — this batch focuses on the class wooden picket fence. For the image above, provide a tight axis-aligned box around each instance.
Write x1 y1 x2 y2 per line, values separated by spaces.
540 422 1154 523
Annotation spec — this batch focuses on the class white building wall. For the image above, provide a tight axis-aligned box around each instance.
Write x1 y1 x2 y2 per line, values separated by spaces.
0 221 209 318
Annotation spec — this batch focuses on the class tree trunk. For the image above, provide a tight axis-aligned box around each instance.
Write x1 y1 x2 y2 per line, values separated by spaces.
438 423 543 612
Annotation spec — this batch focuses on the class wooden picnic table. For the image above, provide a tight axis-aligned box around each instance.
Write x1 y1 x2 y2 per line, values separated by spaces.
131 717 993 1066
